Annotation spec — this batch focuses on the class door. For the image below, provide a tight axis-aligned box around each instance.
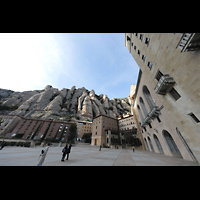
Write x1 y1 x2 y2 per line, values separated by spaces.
94 139 97 145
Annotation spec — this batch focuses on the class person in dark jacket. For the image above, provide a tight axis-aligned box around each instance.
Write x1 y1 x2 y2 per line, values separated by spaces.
61 144 68 162
66 143 72 160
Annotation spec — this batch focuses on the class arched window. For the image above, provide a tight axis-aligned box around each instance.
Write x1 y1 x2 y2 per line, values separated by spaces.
139 97 148 117
142 85 156 110
147 136 154 152
137 104 144 122
163 130 182 158
153 134 163 153
144 138 149 151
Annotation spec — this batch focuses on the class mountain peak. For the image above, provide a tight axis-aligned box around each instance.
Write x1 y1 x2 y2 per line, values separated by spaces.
0 86 131 122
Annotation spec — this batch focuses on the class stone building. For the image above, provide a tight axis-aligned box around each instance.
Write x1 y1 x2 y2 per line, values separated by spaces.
4 115 74 142
76 120 92 141
125 33 200 163
118 115 137 144
91 115 118 146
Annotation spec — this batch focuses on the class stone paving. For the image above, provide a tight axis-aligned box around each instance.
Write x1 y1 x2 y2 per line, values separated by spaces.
0 143 199 166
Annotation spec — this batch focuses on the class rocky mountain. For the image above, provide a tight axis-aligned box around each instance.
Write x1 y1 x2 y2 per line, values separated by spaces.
0 85 131 121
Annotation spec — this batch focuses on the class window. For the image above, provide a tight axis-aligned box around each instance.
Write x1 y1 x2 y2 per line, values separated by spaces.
134 46 136 51
138 50 141 56
145 37 150 46
135 33 138 37
142 55 146 62
169 88 181 101
140 34 143 41
127 36 131 41
147 62 152 69
188 113 200 123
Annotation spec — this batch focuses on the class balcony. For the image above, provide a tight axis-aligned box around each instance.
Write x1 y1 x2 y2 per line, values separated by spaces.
176 33 200 52
154 74 175 95
141 105 163 128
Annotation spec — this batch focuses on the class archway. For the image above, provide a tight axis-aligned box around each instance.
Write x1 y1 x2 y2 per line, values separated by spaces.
163 130 182 158
144 138 149 151
139 97 148 117
142 85 156 110
153 134 163 153
147 136 154 152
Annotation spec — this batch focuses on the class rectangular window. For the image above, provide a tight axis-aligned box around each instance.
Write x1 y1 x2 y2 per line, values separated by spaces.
138 50 141 56
147 62 152 69
127 36 131 41
188 113 200 123
134 46 136 51
140 34 143 41
142 55 146 62
145 37 150 46
169 88 181 101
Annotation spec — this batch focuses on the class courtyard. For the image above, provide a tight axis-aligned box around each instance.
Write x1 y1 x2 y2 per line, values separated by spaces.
0 143 198 166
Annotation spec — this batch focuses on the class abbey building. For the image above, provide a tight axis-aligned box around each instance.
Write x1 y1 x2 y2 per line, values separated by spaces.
125 33 200 164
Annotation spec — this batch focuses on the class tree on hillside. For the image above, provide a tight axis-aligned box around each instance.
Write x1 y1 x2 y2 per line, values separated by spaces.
67 123 77 143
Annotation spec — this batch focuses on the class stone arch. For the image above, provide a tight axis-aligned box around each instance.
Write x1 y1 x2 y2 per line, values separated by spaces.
142 85 156 110
147 136 154 152
137 104 144 122
139 97 148 117
144 137 149 151
162 130 182 158
153 134 164 153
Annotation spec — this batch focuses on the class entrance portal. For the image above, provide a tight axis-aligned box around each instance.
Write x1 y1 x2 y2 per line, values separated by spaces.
94 139 97 145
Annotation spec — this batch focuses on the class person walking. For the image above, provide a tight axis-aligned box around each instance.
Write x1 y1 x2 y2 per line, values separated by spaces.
99 145 102 151
66 143 72 160
37 143 50 166
61 144 68 162
132 146 135 152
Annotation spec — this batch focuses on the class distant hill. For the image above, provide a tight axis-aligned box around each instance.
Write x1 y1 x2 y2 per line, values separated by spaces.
0 85 131 121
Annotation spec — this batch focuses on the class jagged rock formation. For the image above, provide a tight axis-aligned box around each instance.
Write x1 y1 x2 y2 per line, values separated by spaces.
0 85 131 121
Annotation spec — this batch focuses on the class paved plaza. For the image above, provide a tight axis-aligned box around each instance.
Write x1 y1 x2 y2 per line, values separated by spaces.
0 143 199 166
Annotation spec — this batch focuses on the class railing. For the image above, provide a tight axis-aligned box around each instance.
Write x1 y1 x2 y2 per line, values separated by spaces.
141 105 163 128
154 74 175 95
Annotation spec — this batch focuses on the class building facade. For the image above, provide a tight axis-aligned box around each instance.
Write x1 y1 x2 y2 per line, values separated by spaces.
118 115 137 144
125 33 200 163
4 115 74 143
91 115 118 146
76 120 92 141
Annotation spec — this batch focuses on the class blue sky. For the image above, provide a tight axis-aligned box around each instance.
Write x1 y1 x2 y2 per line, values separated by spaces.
0 33 139 99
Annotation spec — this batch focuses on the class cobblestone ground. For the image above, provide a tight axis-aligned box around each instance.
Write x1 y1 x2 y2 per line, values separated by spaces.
0 144 199 166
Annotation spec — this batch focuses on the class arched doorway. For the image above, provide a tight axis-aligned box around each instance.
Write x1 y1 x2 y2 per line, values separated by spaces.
144 138 149 151
147 136 154 152
142 85 156 110
163 130 182 158
153 134 164 153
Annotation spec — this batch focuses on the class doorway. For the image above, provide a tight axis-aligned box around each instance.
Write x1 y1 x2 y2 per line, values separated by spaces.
94 139 97 145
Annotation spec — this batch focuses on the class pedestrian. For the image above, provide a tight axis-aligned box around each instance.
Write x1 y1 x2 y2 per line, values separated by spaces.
99 145 102 151
132 146 135 152
0 141 5 150
61 144 68 162
37 143 50 166
66 143 72 160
